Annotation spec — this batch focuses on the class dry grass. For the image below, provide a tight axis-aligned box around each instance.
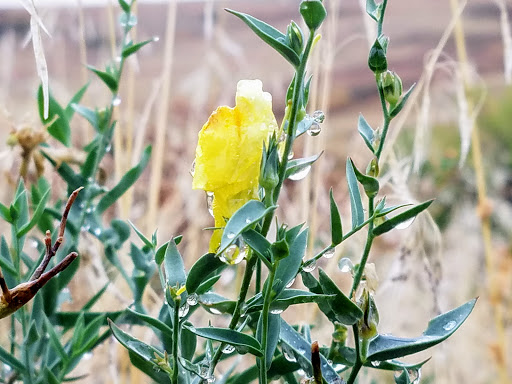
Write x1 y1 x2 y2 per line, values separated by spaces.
0 0 510 383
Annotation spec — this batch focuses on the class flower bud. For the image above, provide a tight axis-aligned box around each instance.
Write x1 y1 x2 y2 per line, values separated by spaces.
300 0 326 31
379 70 403 106
366 157 379 178
287 21 304 55
259 140 280 191
368 39 387 74
358 288 379 340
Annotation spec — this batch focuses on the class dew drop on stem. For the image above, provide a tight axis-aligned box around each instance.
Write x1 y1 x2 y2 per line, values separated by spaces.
302 259 316 273
112 95 121 106
186 293 198 306
323 247 335 259
178 302 189 318
338 258 354 273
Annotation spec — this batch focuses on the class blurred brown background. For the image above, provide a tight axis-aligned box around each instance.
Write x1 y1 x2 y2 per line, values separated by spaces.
0 0 511 383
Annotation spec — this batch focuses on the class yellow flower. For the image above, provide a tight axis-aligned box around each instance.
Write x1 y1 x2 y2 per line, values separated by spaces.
193 80 278 252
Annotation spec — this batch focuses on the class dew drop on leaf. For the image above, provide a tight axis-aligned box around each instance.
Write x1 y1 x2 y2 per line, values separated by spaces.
288 165 311 181
186 293 198 306
395 216 416 230
338 258 353 273
307 122 321 136
285 277 296 288
222 344 235 354
178 302 189 318
443 320 456 331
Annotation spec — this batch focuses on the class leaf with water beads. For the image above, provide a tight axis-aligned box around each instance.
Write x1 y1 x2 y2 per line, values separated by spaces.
184 325 263 358
126 307 173 338
285 152 323 181
367 298 477 361
217 200 276 256
243 289 335 314
372 200 433 236
186 253 225 294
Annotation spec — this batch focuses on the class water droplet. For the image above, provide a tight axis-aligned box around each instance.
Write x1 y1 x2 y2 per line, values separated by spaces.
245 217 252 224
83 352 93 360
279 132 287 143
105 144 112 153
178 303 189 318
152 36 160 42
270 308 283 315
207 376 216 383
282 345 296 362
443 320 456 331
227 232 235 239
81 224 90 232
285 277 296 288
302 259 316 272
3 364 12 373
288 165 311 181
112 96 122 106
395 216 416 230
222 344 235 354
332 363 346 372
209 307 222 315
307 122 321 136
323 247 335 259
338 258 354 273
189 160 196 177
93 228 102 236
206 192 214 217
186 293 198 306
30 240 38 248
409 369 422 384
371 361 380 367
288 150 294 160
219 244 245 265
312 110 325 123
235 345 249 355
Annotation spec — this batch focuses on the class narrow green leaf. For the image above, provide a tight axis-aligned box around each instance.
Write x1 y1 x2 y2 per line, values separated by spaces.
44 368 60 384
196 275 221 295
0 202 12 223
17 188 50 238
367 298 477 361
180 322 197 361
129 220 154 250
366 0 383 22
38 85 71 146
164 239 186 289
96 146 152 214
185 325 263 358
226 9 300 68
295 115 316 138
318 269 363 325
0 344 28 375
88 66 118 93
390 83 416 118
257 313 280 369
218 200 276 255
285 152 323 180
122 39 154 58
82 283 109 311
65 83 89 120
0 236 16 278
71 104 98 130
198 292 236 315
245 289 334 314
118 0 131 13
127 307 173 338
273 228 308 296
186 252 224 294
54 311 123 328
349 158 379 198
373 200 434 236
346 158 364 228
358 114 375 153
242 229 272 267
329 188 343 245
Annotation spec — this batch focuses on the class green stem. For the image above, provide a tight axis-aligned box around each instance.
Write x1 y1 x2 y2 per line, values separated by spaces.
347 325 363 384
377 0 388 37
374 85 391 161
259 262 278 384
172 301 180 384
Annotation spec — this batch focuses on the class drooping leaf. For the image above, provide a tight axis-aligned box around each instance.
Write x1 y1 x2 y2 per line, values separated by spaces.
186 252 224 294
285 152 323 180
38 85 71 146
367 298 477 361
346 158 364 228
373 200 433 236
218 200 276 255
226 9 300 68
185 325 263 358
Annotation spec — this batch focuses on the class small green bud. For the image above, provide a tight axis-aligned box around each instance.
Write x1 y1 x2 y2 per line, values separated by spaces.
271 238 290 261
379 70 403 106
368 39 387 74
286 21 304 55
366 157 379 178
332 323 348 345
300 0 326 31
358 288 379 340
259 140 280 191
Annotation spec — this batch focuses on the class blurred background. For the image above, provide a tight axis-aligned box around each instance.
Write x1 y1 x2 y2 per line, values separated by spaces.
0 0 511 383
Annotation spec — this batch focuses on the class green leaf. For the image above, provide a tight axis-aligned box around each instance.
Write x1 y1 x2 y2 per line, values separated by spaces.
0 202 12 223
242 229 272 267
122 39 154 58
245 289 334 313
318 269 363 325
366 0 383 22
199 292 236 315
257 313 280 369
358 114 375 153
365 357 430 372
273 228 308 296
82 283 109 311
96 146 152 214
196 275 221 295
0 344 28 375
129 221 154 251
127 307 173 338
0 236 16 278
185 325 263 358
17 188 50 238
390 83 416 118
346 158 364 229
65 83 89 120
329 188 343 245
87 66 118 93
295 115 316 138
367 298 477 361
227 355 300 384
373 200 434 236
226 9 300 68
44 368 60 384
54 311 124 328
38 85 71 146
164 239 187 291
218 200 276 255
180 322 197 361
349 158 379 198
71 104 98 131
186 252 224 294
279 319 340 384
118 0 131 13
285 152 323 180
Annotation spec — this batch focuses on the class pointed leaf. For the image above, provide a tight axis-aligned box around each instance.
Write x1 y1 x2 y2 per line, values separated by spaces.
71 103 98 130
358 114 375 153
373 200 433 236
65 83 89 120
164 239 186 290
285 152 323 179
257 313 280 369
390 83 416 118
185 325 263 357
127 307 173 338
329 188 343 245
218 200 276 255
0 345 28 375
186 252 224 294
129 221 154 250
17 187 50 238
226 9 300 68
367 298 477 361
273 228 308 296
122 39 154 58
349 158 379 198
96 146 152 214
88 66 118 93
38 85 71 146
242 229 272 268
346 158 364 228
366 0 383 22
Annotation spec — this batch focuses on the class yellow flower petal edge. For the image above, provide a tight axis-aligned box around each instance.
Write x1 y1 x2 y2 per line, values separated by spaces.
193 80 278 252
